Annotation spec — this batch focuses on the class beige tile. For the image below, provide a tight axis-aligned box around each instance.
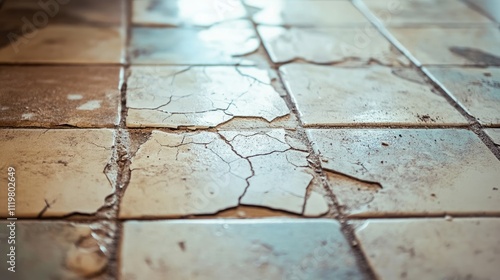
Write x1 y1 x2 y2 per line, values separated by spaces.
304 191 330 217
119 129 316 218
0 221 109 280
307 129 500 217
390 27 500 66
362 0 494 25
281 64 466 126
126 66 289 128
258 26 409 66
121 219 365 280
425 67 500 126
0 66 121 128
130 20 259 65
247 0 369 26
484 129 500 145
354 218 500 280
133 0 247 26
0 129 115 217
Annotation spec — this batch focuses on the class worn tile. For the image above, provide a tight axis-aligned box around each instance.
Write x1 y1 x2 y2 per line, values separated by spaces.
258 26 409 65
133 0 247 26
126 66 289 128
119 129 316 218
0 129 115 218
354 218 500 280
304 191 330 217
281 64 466 126
425 67 500 126
308 129 500 216
0 66 121 127
130 20 259 65
121 219 365 280
390 27 500 66
484 129 500 145
0 0 123 63
465 0 500 22
247 0 369 26
362 0 494 25
0 221 109 280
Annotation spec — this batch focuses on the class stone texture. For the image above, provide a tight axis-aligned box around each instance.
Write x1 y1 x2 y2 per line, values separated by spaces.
119 129 316 218
390 26 500 66
0 66 121 127
121 219 365 280
0 129 115 217
425 66 500 126
0 221 108 280
354 218 500 280
258 26 409 65
126 66 289 128
307 129 500 217
130 20 259 65
484 129 500 145
281 64 466 126
133 0 247 26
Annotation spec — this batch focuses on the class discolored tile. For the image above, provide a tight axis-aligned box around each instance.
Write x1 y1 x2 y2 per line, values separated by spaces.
126 66 289 128
258 26 409 65
425 67 500 126
0 129 115 218
281 64 466 126
389 27 500 66
133 0 247 27
0 221 110 280
484 129 500 145
307 129 500 217
0 66 121 128
120 219 365 280
130 20 260 65
354 218 500 280
119 129 316 218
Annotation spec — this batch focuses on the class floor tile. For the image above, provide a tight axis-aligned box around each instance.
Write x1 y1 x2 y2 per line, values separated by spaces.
130 20 259 65
120 219 365 280
425 66 500 126
0 221 108 280
0 129 115 217
484 129 500 145
133 0 247 27
389 26 500 66
281 64 466 126
354 218 500 280
0 66 121 128
247 0 369 26
307 129 500 217
126 66 289 128
362 0 494 25
258 26 409 65
465 0 500 22
119 129 317 218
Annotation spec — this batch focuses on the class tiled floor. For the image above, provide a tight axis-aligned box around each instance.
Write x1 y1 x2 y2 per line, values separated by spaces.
0 0 499 279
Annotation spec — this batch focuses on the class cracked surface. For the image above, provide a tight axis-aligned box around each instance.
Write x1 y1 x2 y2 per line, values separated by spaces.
119 129 318 218
126 66 290 128
0 129 115 217
308 129 500 217
121 219 365 280
484 129 500 145
281 64 466 126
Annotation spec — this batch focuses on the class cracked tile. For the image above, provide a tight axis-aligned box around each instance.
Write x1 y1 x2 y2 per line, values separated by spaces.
130 20 260 65
258 26 409 66
307 129 500 217
0 129 115 218
133 0 247 27
390 26 500 66
0 221 108 280
281 64 466 126
126 66 290 128
119 129 316 218
304 191 330 217
354 218 500 280
485 129 500 146
120 219 365 280
425 67 500 126
0 66 121 128
247 0 369 26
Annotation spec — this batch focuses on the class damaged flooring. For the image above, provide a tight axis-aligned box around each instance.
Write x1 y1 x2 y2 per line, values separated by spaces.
0 0 499 279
